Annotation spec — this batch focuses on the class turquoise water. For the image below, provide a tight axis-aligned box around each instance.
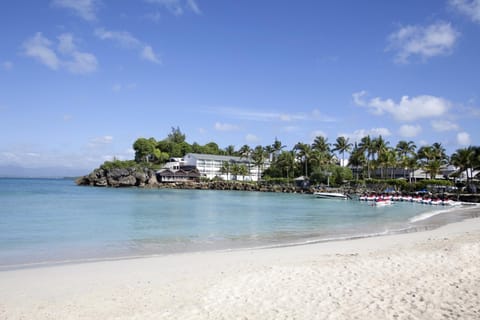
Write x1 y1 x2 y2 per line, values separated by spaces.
0 178 462 268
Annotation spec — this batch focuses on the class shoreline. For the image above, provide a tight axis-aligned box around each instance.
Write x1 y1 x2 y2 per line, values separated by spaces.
1 203 479 272
1 208 480 319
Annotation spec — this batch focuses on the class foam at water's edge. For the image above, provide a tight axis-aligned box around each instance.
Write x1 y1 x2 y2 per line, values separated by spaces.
409 203 479 223
409 207 456 223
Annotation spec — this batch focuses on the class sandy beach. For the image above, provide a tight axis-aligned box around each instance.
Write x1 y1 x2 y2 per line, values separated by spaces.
1 208 480 320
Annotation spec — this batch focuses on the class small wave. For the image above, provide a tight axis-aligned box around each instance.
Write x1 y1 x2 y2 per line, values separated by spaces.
409 207 457 223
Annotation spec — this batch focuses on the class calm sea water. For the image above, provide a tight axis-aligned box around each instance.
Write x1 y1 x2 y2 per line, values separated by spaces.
0 178 468 268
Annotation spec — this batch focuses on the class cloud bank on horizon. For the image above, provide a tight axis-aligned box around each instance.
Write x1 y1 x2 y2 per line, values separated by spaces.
0 0 479 171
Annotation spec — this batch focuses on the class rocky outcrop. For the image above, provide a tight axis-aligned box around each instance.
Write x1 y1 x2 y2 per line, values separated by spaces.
76 167 314 193
76 167 159 188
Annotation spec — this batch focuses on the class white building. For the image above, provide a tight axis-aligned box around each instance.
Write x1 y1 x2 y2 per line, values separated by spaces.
183 153 269 181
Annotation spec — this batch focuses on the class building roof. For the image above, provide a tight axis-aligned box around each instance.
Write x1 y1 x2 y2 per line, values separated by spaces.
185 153 250 163
156 168 200 177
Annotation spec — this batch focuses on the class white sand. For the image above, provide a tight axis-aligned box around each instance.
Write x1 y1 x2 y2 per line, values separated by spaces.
1 211 480 319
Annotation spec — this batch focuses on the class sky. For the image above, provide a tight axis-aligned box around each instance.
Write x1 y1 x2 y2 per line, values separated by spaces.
1 0 479 175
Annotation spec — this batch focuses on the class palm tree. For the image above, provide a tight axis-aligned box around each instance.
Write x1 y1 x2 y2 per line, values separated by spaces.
359 135 374 178
264 145 274 162
396 140 416 180
230 163 240 181
272 137 286 162
294 142 312 177
396 140 417 158
417 145 434 179
372 135 389 178
219 161 231 181
238 144 252 159
224 145 236 156
251 145 266 182
349 142 366 181
451 146 475 183
277 150 296 180
432 142 447 162
424 159 442 179
238 144 252 177
312 136 331 154
310 149 333 169
383 148 398 178
418 143 448 179
237 164 249 181
332 136 352 167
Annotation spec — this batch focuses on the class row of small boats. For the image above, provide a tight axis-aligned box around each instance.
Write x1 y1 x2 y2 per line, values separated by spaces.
358 194 459 206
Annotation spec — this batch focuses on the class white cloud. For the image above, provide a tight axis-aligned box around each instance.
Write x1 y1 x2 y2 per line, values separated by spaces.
51 0 99 21
245 134 259 143
340 128 392 142
387 22 459 63
141 45 161 64
352 90 367 106
353 91 450 121
95 28 160 64
450 0 480 24
457 131 471 145
145 0 201 16
94 28 141 48
214 122 239 131
23 33 60 70
57 33 76 54
65 51 98 74
430 119 459 131
212 107 334 123
2 61 13 70
63 114 73 121
23 33 97 74
186 0 201 14
89 135 113 147
399 124 422 138
213 107 304 122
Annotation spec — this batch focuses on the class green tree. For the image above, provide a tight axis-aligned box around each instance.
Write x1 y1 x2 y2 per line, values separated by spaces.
294 142 312 177
237 164 249 181
312 135 331 154
396 140 417 180
264 145 274 162
203 142 220 155
332 136 352 167
133 137 157 163
276 150 297 179
238 145 252 159
251 145 267 181
224 145 236 156
220 161 232 180
451 146 476 183
372 135 389 178
272 137 286 162
359 135 374 178
167 126 186 144
349 142 366 181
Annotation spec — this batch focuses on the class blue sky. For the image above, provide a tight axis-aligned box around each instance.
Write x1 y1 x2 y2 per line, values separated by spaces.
1 0 479 174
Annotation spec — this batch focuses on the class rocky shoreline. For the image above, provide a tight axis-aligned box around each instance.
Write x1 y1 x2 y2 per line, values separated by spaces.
76 167 480 201
75 167 312 193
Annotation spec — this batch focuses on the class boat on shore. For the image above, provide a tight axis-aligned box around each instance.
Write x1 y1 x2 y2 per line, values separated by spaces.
314 192 349 200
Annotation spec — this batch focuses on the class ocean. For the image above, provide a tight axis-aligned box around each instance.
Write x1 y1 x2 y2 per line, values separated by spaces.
0 178 471 269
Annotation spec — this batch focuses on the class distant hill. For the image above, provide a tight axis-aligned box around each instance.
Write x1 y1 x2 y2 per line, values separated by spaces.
0 165 90 178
